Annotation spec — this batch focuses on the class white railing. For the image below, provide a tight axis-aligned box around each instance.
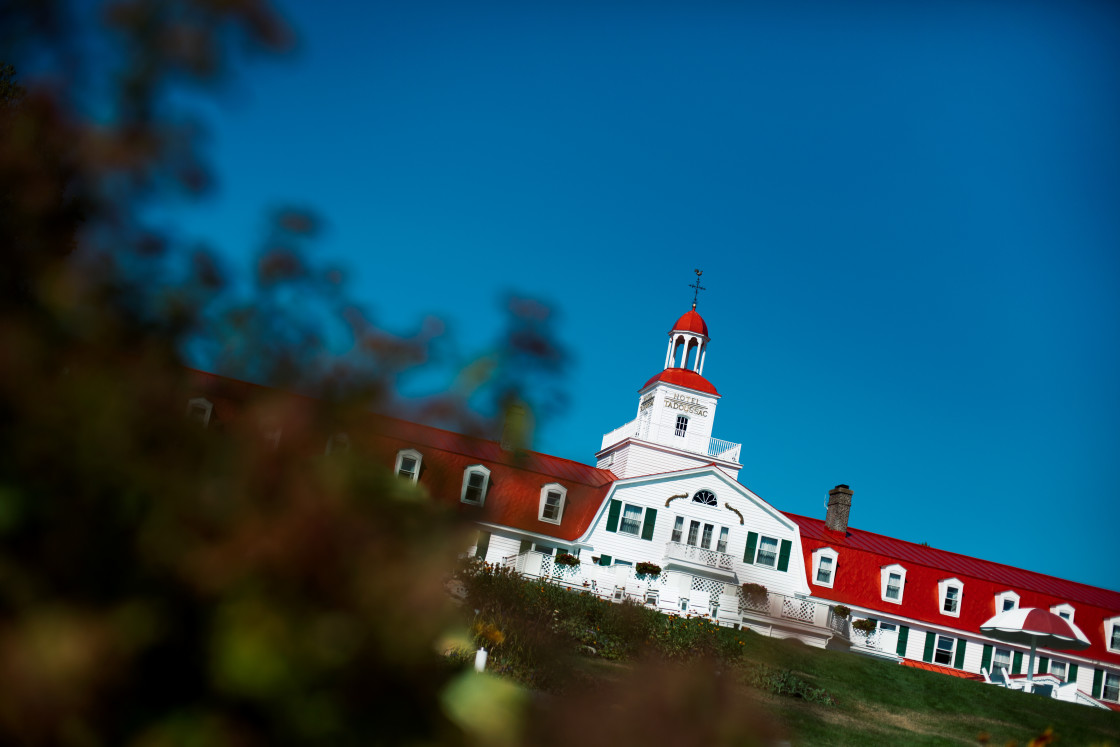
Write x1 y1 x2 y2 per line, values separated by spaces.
664 541 735 571
740 591 849 639
601 419 640 450
706 437 742 463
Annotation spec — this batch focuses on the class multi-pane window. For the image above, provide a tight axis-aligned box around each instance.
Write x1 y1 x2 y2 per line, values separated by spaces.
701 523 714 549
816 556 834 584
1003 599 1016 611
943 586 960 614
756 536 779 568
463 471 487 503
1104 673 1120 702
1050 661 1067 681
398 456 418 479
992 648 1011 675
716 527 729 554
886 572 902 600
619 504 643 536
934 635 955 666
686 520 700 546
1111 625 1120 651
671 516 684 543
541 490 562 521
674 415 688 437
693 489 716 506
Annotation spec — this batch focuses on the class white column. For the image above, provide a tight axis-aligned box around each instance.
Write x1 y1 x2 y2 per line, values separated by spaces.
664 338 674 369
698 345 707 375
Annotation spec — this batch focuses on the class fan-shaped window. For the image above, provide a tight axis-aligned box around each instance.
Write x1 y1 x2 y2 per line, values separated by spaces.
692 489 716 506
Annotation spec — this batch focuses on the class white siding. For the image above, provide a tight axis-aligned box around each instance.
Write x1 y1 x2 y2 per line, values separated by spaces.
484 533 523 565
599 441 741 481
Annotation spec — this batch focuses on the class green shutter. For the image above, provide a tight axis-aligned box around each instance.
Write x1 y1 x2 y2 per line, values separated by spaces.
744 532 758 564
599 554 612 567
641 508 657 540
777 539 792 571
896 625 910 657
606 499 621 532
922 632 935 663
519 539 532 554
1038 656 1049 675
1069 663 1079 684
475 531 491 559
1092 669 1103 699
954 639 967 669
981 645 992 674
1012 651 1023 674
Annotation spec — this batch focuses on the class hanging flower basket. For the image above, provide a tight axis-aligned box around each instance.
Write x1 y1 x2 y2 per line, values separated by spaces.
635 562 662 577
852 618 877 635
832 605 851 619
741 582 768 604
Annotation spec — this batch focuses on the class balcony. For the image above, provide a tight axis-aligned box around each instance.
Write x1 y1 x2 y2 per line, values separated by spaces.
663 541 736 576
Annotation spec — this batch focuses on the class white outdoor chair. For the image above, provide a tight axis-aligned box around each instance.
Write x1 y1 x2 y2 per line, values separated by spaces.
1001 667 1026 691
687 589 711 617
716 593 741 627
658 588 681 616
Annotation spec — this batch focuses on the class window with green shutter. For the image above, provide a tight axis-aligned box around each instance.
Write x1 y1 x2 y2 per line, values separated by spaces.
1038 656 1049 675
1069 663 1079 684
923 632 935 663
641 508 657 540
743 531 758 564
953 639 967 669
475 531 491 560
605 500 621 532
981 645 992 674
896 625 910 657
1092 668 1103 699
1012 651 1023 675
598 555 612 567
777 539 792 571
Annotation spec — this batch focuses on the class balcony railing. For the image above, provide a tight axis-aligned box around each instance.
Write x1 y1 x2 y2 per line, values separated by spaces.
664 541 735 572
601 419 640 450
740 590 848 638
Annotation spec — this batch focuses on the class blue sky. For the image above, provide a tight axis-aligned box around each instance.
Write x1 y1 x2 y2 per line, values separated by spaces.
169 0 1120 591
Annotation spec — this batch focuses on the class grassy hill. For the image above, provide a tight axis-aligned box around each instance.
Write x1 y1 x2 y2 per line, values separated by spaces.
458 563 1120 746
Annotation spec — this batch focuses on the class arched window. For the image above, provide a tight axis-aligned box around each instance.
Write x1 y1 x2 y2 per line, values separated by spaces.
538 483 566 524
395 449 423 482
674 415 688 437
692 489 716 506
461 465 491 505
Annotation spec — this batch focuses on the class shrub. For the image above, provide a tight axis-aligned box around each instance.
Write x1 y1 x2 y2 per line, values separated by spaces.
852 618 877 634
635 561 662 576
832 605 850 619
554 553 580 567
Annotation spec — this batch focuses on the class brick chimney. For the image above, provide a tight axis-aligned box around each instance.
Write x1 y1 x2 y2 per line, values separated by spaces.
826 484 853 533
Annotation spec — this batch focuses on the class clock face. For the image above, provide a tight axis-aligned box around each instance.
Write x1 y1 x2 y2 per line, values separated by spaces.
693 489 717 506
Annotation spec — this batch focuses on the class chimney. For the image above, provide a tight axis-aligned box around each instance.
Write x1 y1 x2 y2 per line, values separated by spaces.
500 401 533 452
826 484 853 533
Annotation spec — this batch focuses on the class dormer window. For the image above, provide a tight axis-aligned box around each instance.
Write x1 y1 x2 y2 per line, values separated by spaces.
186 397 213 427
674 415 688 437
261 420 282 450
1107 616 1120 653
938 578 963 617
461 465 491 505
995 590 1020 614
812 547 839 588
325 432 350 455
538 483 566 524
1050 603 1075 624
395 449 423 483
692 489 716 506
881 564 906 604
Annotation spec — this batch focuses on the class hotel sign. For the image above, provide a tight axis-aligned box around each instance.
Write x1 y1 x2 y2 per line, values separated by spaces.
665 393 708 417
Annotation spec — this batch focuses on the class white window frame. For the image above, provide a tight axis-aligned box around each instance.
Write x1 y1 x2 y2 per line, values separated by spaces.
812 547 839 588
619 503 644 537
186 397 213 427
670 516 684 543
1049 603 1075 624
1050 660 1067 682
1107 616 1120 653
1104 672 1120 703
938 578 963 618
538 482 566 524
461 465 491 506
325 432 350 455
692 489 717 506
933 634 956 666
995 590 1019 613
992 647 1012 675
395 448 423 482
881 563 906 604
755 535 780 569
674 415 688 437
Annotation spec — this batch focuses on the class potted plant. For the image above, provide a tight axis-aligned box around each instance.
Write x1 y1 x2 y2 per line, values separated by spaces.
635 561 662 577
832 605 851 619
554 552 580 567
741 582 767 606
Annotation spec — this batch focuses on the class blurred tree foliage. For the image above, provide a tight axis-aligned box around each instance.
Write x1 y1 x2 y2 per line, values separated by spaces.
0 2 773 745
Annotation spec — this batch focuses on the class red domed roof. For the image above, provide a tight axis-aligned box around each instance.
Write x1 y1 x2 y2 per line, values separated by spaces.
671 307 709 336
640 369 720 396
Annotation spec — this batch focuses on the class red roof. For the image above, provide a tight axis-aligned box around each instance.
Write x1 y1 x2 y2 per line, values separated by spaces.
671 307 709 336
640 368 720 396
900 659 984 680
787 512 1120 665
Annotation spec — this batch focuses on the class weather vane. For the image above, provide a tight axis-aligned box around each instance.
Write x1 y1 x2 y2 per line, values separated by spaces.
689 269 706 309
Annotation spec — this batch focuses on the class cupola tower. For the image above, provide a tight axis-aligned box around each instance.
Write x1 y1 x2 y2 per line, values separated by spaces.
596 272 742 479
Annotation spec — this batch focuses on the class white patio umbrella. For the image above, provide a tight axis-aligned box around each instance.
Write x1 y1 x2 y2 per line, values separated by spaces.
980 607 1090 687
